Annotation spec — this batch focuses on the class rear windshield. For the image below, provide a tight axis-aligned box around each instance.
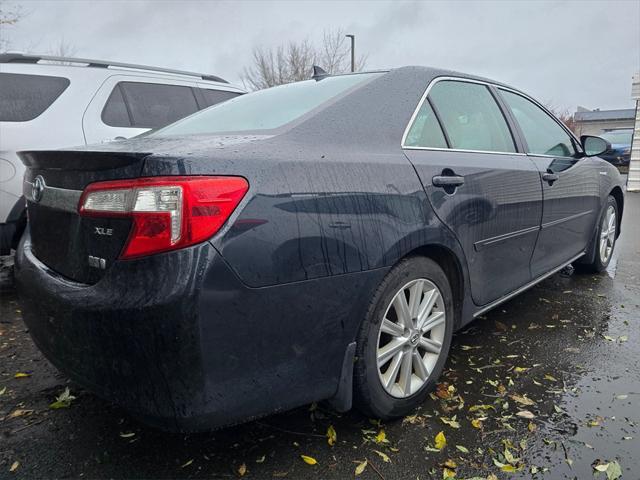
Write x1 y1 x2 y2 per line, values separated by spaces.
0 73 70 122
152 72 382 137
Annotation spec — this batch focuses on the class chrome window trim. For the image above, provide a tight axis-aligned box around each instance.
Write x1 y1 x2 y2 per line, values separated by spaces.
401 75 581 156
495 86 584 155
23 179 82 213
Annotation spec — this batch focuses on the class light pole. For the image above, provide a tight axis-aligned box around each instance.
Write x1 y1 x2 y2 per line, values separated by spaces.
346 34 355 72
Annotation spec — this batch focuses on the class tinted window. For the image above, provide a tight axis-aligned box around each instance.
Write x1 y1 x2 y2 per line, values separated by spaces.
404 100 448 148
0 73 70 122
428 81 515 153
114 82 199 129
101 84 130 127
200 89 241 107
500 89 576 157
153 72 382 137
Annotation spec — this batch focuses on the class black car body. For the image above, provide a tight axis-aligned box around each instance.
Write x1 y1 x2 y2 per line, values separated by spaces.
15 67 625 431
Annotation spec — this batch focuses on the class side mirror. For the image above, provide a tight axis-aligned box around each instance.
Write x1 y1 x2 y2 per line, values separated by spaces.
581 135 610 157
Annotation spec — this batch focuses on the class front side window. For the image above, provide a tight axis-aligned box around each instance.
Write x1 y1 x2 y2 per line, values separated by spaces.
428 80 516 153
152 72 383 137
0 73 70 122
102 82 200 129
500 89 576 158
404 99 448 148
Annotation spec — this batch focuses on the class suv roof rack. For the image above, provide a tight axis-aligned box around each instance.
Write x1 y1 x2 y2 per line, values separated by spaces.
0 52 229 84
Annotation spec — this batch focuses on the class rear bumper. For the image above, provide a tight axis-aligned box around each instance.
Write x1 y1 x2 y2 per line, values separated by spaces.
15 231 385 431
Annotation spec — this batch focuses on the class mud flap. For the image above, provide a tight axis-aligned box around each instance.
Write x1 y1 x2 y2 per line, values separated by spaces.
327 342 356 412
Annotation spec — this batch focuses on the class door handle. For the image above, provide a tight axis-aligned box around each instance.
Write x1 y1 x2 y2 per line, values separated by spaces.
433 175 465 188
542 172 559 185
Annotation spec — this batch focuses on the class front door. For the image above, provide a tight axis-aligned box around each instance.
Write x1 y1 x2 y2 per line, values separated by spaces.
403 79 543 306
497 89 601 277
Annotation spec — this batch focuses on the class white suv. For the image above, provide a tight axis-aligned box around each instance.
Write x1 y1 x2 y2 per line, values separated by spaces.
0 53 245 254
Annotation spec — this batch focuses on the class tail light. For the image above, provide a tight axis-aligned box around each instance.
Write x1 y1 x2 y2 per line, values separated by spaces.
79 176 249 259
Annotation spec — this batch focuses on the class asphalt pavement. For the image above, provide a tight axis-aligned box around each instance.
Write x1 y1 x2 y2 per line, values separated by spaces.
1 193 639 479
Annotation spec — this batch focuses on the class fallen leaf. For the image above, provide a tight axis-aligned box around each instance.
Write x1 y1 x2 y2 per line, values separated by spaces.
49 387 76 409
0 386 6 395
119 432 136 438
373 450 390 463
9 461 19 473
14 373 31 379
180 459 193 468
300 455 317 465
510 394 535 406
255 455 265 463
443 466 456 478
471 418 483 429
593 460 622 480
238 463 247 476
455 445 469 454
528 421 537 432
354 459 367 476
513 367 529 373
8 409 33 419
375 429 387 444
326 425 336 446
619 335 628 343
441 416 460 429
516 410 535 419
435 431 447 450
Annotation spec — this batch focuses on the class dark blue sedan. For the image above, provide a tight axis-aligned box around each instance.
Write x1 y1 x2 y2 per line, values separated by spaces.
600 129 633 166
15 67 625 431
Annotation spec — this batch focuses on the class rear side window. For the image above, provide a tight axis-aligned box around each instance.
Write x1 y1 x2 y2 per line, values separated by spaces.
428 80 516 153
102 82 199 129
0 73 70 122
500 89 576 158
199 89 241 107
404 100 448 148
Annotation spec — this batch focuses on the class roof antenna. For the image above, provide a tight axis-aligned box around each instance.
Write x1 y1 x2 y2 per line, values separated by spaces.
311 65 329 81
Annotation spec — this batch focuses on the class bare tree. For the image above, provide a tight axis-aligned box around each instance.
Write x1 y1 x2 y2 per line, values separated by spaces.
0 3 25 51
48 38 77 58
546 103 578 134
242 28 367 90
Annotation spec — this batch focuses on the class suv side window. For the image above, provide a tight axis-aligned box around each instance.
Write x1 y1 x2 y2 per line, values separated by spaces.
404 99 448 148
499 89 576 158
428 80 516 153
102 82 199 129
199 89 241 107
0 73 70 122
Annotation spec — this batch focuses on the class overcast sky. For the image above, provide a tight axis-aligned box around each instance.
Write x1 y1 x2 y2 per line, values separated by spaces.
2 0 639 111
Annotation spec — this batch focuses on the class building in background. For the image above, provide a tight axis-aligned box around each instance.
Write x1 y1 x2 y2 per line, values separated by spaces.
628 73 640 192
573 107 635 136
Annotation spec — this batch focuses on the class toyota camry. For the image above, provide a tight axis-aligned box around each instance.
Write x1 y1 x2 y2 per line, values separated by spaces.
15 66 625 431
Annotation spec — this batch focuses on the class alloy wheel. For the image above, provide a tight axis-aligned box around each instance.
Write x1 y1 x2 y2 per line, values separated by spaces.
599 205 616 264
376 278 446 398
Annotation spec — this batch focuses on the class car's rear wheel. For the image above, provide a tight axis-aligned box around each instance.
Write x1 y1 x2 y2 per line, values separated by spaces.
582 196 618 273
353 256 454 419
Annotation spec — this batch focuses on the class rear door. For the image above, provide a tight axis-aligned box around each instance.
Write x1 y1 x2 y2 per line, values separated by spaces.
403 79 543 306
497 88 601 277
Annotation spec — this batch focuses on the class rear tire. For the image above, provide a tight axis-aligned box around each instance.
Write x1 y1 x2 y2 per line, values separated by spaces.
582 195 618 273
353 256 454 419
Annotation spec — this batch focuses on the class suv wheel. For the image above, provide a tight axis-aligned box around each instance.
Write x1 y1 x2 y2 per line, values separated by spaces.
354 256 454 419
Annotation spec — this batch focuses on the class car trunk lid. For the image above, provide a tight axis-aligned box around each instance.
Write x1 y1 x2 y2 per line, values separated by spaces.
20 150 150 284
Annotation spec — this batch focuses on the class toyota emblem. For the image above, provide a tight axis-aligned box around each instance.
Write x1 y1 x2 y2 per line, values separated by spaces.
32 175 45 203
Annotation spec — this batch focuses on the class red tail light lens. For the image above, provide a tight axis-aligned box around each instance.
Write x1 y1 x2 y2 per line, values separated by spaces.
79 176 249 259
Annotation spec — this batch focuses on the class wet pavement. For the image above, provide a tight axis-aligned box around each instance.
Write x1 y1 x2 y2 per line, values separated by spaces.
1 194 638 480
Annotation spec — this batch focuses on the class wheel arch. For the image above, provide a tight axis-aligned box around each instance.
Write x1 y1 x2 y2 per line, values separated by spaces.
398 244 466 330
610 186 624 238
